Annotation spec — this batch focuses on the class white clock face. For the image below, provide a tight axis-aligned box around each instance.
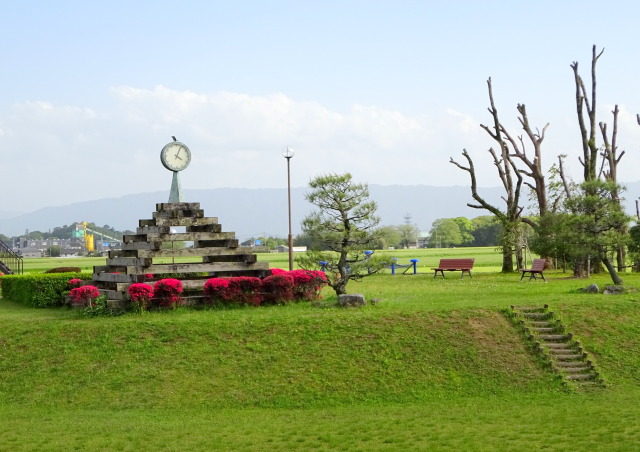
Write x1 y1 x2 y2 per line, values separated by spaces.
161 142 191 172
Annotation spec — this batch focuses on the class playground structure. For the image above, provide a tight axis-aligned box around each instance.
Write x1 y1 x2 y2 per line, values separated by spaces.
389 257 420 275
319 251 419 275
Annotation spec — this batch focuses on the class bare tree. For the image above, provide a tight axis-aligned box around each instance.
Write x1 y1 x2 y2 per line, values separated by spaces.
499 104 551 222
565 45 604 277
566 45 629 282
451 78 525 272
599 105 627 269
570 45 605 183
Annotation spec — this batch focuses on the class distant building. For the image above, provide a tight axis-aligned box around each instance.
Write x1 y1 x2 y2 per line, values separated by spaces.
18 248 43 258
275 245 308 253
11 236 120 256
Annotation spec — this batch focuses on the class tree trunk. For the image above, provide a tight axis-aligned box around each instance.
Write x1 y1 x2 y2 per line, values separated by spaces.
515 246 524 271
333 281 348 296
573 258 587 278
616 248 626 272
501 244 514 273
601 252 624 285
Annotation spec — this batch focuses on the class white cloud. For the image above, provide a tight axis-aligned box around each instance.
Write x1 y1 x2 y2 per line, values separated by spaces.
8 85 622 214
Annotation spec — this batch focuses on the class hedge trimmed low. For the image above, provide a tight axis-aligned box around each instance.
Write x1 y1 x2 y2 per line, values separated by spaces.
0 273 92 308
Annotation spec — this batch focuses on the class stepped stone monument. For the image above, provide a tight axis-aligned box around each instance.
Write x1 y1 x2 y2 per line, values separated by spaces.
92 202 270 307
91 139 270 307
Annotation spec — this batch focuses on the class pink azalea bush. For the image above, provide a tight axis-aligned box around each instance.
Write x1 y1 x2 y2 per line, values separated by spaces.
261 274 295 305
288 270 328 301
68 278 82 288
203 278 233 305
269 268 288 276
153 278 183 308
202 270 327 307
69 285 101 307
128 283 154 312
227 276 263 306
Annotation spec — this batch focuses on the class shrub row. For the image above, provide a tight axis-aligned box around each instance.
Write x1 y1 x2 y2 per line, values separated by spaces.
1 269 327 311
125 270 327 311
0 273 93 308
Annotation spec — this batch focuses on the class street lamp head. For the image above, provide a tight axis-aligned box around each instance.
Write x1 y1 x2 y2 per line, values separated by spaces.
282 145 295 159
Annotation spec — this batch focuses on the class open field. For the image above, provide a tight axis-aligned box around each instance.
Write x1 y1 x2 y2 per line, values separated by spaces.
2 248 640 450
20 246 513 274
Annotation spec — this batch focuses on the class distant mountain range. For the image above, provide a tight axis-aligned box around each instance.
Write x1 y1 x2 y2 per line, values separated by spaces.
1 183 639 240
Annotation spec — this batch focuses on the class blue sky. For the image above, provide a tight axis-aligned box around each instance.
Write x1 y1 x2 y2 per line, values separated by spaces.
1 0 640 214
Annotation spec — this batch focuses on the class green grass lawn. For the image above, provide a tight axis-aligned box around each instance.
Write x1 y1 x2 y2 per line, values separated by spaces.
2 248 640 450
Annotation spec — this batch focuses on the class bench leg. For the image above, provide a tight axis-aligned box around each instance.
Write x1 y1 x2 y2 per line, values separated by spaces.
520 271 526 281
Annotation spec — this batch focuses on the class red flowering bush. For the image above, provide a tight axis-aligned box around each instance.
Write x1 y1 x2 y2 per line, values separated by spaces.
69 285 101 307
228 276 263 306
201 271 327 308
144 274 154 281
261 274 295 305
153 278 183 308
203 278 234 304
288 270 327 301
68 278 82 288
128 283 154 312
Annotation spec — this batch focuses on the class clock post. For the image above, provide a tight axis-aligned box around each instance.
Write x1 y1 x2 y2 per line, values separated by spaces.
168 171 183 202
160 139 191 203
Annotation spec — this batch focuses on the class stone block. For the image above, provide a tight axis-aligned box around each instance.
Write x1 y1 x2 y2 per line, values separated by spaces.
338 293 366 307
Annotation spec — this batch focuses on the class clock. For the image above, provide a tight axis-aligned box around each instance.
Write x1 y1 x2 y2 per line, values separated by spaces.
160 141 191 172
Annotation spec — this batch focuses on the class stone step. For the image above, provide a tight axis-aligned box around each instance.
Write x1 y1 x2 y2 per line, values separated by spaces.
544 342 580 355
560 366 592 374
528 321 554 327
555 361 589 369
513 305 547 313
566 373 597 381
544 342 574 349
552 354 584 361
522 312 550 319
532 327 556 333
538 334 571 341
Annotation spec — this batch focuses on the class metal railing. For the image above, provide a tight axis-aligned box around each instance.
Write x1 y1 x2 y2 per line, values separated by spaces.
0 240 23 275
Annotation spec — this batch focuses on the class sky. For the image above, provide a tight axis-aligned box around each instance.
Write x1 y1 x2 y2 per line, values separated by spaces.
1 0 640 216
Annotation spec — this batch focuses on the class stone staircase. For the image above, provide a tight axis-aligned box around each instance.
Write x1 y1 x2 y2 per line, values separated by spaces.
509 304 604 388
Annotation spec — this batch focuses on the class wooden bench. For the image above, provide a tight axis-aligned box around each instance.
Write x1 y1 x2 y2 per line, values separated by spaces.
432 258 475 279
519 258 547 282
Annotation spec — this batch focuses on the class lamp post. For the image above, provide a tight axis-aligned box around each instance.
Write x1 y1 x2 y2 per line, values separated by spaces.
282 146 295 270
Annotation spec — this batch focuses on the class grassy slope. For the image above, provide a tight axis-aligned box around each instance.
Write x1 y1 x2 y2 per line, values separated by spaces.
2 251 640 450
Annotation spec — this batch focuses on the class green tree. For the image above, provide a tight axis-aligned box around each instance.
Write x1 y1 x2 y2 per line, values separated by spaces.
428 219 462 248
628 225 640 272
397 224 419 249
451 217 475 245
297 173 393 296
562 180 630 285
46 245 61 257
470 216 501 246
375 226 402 249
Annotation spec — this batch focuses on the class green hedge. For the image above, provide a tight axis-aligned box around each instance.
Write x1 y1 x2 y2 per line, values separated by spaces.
0 273 93 308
